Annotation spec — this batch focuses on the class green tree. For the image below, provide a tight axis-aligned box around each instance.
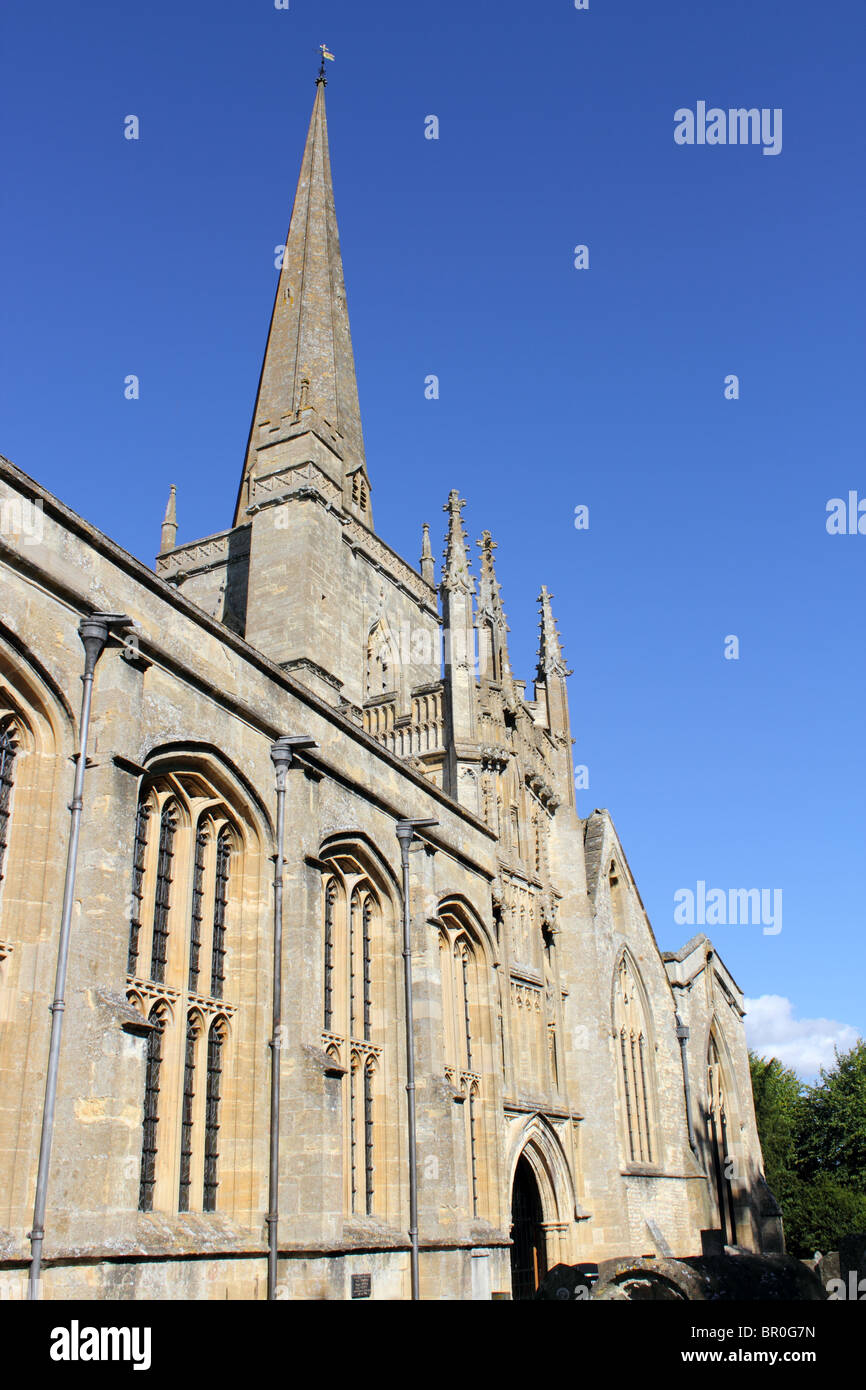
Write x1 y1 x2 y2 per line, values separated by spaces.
748 1051 803 1204
782 1174 866 1258
797 1040 866 1192
749 1041 866 1257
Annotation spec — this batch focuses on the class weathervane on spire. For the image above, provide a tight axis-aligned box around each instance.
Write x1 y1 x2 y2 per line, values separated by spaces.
317 43 335 84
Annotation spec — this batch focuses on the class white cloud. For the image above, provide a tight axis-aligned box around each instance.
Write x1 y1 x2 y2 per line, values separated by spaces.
744 994 861 1079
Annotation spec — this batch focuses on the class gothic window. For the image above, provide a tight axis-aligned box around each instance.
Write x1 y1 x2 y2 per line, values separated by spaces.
138 1003 167 1212
365 621 394 698
439 908 489 1219
707 1035 738 1245
187 826 207 992
149 802 177 984
319 854 384 1218
348 885 376 1213
209 827 231 999
609 859 626 933
177 1013 200 1212
127 800 151 977
0 686 64 974
203 1019 225 1212
323 877 337 1031
613 953 656 1165
0 718 19 899
126 770 243 1214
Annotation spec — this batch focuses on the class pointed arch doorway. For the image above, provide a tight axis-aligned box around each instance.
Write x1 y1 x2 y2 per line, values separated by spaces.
510 1154 547 1299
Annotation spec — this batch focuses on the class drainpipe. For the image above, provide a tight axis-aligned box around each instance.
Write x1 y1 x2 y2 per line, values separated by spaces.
675 1013 699 1155
28 611 131 1300
267 735 317 1302
395 817 438 1301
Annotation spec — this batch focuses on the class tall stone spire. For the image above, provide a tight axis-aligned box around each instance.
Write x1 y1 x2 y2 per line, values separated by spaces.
234 75 367 524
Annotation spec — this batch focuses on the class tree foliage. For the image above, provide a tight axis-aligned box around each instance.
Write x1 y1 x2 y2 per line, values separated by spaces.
748 1053 802 1201
748 1041 866 1257
797 1040 866 1191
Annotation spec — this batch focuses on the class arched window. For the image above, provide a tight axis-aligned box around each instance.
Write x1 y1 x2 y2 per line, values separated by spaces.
187 825 208 992
204 1018 226 1212
0 668 68 976
319 852 386 1218
613 953 656 1165
149 801 177 985
138 1003 167 1212
126 769 243 1214
0 718 19 898
365 621 394 699
210 827 231 999
439 907 490 1219
609 859 627 933
707 1034 738 1244
323 876 337 1031
127 799 151 977
177 1012 201 1212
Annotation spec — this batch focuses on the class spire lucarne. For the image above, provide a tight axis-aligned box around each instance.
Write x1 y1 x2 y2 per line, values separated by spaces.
233 75 368 526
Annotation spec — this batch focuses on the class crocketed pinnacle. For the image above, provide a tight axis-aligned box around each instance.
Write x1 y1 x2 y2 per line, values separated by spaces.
441 491 475 595
477 531 509 633
537 586 572 679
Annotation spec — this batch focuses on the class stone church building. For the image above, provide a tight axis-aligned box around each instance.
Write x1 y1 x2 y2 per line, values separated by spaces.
0 75 780 1300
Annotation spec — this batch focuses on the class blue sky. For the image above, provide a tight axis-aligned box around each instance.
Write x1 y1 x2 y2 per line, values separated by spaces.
2 0 864 1075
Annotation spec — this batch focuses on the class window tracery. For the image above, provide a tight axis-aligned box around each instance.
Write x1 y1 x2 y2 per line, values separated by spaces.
613 953 655 1165
126 770 241 1214
707 1034 738 1243
439 909 489 1218
320 855 384 1217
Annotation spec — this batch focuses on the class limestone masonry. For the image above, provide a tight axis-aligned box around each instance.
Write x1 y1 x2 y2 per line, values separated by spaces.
0 76 781 1300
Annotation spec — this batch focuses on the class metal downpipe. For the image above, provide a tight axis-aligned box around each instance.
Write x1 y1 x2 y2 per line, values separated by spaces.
28 612 130 1300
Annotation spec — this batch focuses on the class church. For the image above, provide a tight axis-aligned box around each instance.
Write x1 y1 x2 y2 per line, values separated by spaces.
0 70 780 1300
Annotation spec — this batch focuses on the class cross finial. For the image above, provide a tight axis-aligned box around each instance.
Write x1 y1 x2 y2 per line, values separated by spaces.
317 43 335 84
